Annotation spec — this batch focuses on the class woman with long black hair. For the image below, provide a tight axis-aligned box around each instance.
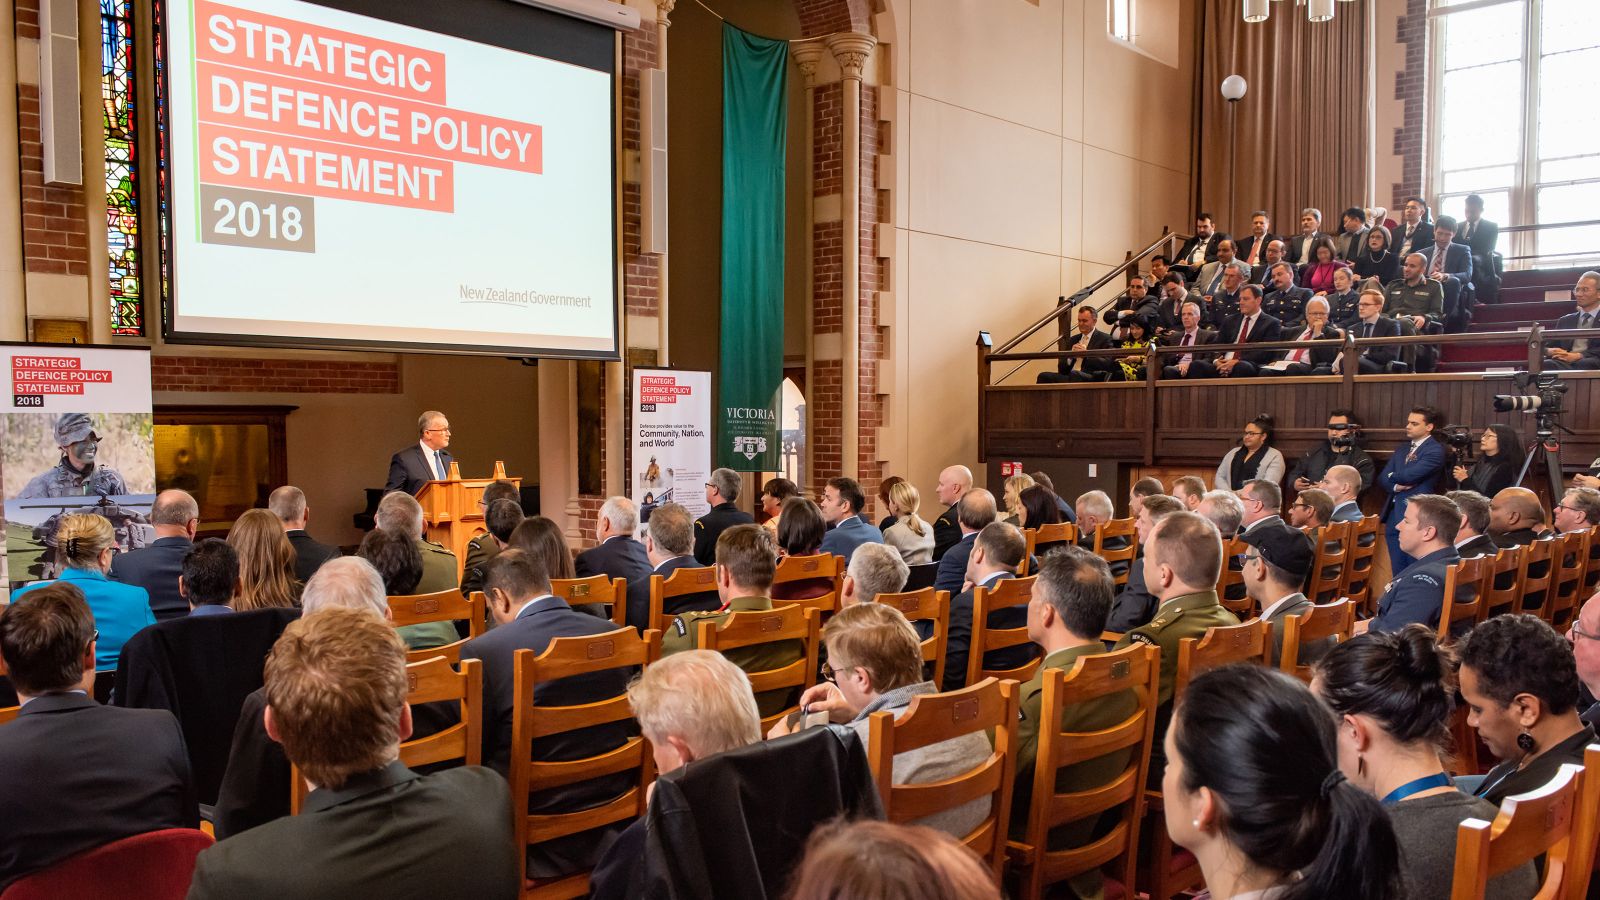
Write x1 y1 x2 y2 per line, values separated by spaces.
1451 423 1525 498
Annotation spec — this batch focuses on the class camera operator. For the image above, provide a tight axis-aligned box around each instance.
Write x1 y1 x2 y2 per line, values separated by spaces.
1449 424 1524 499
1288 409 1374 494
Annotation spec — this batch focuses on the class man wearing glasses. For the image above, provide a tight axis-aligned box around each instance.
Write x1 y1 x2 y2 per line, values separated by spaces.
1566 593 1600 728
385 410 454 496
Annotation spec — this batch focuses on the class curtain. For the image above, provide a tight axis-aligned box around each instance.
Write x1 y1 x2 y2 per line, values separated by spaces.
717 23 788 471
1193 0 1368 239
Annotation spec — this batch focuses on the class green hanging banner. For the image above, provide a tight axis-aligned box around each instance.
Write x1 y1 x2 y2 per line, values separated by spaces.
716 23 787 472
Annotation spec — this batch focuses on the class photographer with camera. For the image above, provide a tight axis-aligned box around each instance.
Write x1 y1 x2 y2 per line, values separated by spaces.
1449 424 1524 499
1288 409 1374 494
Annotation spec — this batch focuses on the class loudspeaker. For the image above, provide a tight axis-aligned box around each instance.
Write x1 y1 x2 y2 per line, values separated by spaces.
39 0 83 186
641 68 667 255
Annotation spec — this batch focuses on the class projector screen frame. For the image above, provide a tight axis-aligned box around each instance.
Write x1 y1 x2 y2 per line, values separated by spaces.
156 0 624 361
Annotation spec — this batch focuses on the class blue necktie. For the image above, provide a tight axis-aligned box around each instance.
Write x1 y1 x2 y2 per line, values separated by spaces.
434 451 447 480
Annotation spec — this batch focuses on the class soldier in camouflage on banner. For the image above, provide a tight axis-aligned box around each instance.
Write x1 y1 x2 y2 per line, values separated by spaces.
15 413 130 499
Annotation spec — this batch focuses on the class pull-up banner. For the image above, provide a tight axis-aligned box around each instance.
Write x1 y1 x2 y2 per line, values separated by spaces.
715 23 786 471
631 368 712 528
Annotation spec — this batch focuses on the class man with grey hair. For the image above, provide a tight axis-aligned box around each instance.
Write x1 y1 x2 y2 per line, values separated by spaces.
300 556 390 618
110 488 199 621
1287 207 1325 266
576 497 650 604
385 410 454 496
625 501 702 632
1545 271 1600 370
1237 479 1286 535
589 650 761 898
842 542 909 606
1555 486 1600 534
935 488 998 595
268 485 341 582
693 467 753 565
1196 489 1244 539
375 491 459 648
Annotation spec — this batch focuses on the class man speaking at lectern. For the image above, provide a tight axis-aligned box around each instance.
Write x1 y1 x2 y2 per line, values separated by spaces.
386 411 454 496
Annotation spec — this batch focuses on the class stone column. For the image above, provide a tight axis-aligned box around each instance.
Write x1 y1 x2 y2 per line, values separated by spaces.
792 41 823 489
824 32 875 482
653 0 674 364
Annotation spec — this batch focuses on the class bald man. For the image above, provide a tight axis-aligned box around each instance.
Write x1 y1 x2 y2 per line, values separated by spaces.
935 488 998 595
1488 487 1550 549
931 465 974 561
1320 465 1365 523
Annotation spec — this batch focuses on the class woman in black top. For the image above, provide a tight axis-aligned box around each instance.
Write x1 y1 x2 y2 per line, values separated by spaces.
1458 614 1596 805
1451 424 1524 498
1354 225 1399 285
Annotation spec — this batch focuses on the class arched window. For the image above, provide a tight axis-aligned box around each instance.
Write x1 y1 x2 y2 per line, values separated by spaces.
779 377 805 488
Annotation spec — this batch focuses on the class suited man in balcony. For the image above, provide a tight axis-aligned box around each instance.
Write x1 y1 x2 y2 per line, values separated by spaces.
1275 297 1342 376
1193 240 1250 303
1204 264 1249 329
385 410 454 496
1285 208 1327 266
1153 274 1189 332
1102 275 1159 340
1393 197 1435 259
1235 211 1278 270
1455 193 1501 302
1262 261 1313 330
1159 301 1219 380
1334 207 1370 262
1337 289 1403 374
1038 305 1114 383
1417 215 1475 330
1250 239 1289 286
1544 271 1600 371
1171 213 1230 282
1188 285 1282 379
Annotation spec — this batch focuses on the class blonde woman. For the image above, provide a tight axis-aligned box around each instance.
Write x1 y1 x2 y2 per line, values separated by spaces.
882 480 934 565
226 509 301 611
1001 473 1036 526
10 513 154 670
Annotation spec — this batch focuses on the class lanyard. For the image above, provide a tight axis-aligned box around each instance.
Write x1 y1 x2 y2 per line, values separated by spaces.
1381 772 1453 805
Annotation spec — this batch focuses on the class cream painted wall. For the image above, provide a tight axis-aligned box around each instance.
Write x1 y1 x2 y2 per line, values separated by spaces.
1371 1 1409 211
879 0 1195 496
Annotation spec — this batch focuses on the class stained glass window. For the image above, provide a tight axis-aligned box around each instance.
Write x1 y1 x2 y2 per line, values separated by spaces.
102 0 141 335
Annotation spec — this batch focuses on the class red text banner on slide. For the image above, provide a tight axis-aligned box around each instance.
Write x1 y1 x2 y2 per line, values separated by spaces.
200 121 455 211
195 0 447 104
197 60 543 174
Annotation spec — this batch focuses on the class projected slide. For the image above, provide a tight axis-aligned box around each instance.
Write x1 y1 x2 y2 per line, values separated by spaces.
164 0 617 356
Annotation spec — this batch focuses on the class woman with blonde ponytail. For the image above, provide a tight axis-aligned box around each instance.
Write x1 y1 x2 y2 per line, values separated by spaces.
10 513 154 670
882 480 934 565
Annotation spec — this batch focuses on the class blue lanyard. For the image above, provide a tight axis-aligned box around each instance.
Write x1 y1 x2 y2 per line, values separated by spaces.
1381 772 1453 805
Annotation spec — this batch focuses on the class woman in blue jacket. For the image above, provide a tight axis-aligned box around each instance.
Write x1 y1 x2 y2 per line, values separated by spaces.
11 513 154 670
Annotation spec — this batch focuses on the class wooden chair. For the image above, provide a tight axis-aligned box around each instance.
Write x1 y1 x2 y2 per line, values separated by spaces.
1006 644 1160 900
1093 518 1139 588
1483 546 1527 620
968 576 1042 687
511 627 661 900
1519 537 1557 618
1174 618 1271 700
876 587 952 689
867 677 1020 885
1278 598 1356 682
292 656 484 814
1449 761 1584 900
1438 554 1494 641
1025 522 1078 569
1563 744 1600 900
697 604 822 733
1216 535 1252 617
648 565 720 634
1340 515 1381 615
1306 520 1352 604
1547 530 1590 633
772 553 844 600
549 575 627 628
0 705 16 726
1584 524 1600 594
388 589 486 664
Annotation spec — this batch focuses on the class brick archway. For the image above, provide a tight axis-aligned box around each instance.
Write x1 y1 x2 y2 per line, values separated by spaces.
794 0 873 38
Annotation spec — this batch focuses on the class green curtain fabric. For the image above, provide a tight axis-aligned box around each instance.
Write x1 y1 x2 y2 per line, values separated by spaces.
716 23 787 471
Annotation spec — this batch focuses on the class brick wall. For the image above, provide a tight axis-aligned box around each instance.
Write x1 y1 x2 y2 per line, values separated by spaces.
16 0 89 278
622 26 661 320
1391 0 1428 208
795 0 868 38
151 356 400 393
856 83 882 518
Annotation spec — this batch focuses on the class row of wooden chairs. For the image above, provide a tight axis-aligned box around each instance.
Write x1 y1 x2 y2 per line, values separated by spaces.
1440 529 1599 639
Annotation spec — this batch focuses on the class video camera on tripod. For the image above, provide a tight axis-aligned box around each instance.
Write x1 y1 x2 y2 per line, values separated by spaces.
1489 371 1570 497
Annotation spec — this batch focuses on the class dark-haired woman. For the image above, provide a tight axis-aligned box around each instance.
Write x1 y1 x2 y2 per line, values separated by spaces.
759 477 798 542
1315 625 1536 900
1450 424 1524 498
771 497 832 603
1215 414 1285 491
1354 225 1399 285
1165 664 1405 900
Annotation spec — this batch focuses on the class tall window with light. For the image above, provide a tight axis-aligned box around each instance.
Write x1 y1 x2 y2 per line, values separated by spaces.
102 0 141 335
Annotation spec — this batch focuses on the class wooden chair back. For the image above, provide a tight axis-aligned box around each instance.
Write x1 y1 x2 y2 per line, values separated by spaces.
1439 554 1494 642
1174 618 1271 700
1563 744 1600 900
1006 643 1160 900
1449 761 1584 900
772 553 844 594
1548 530 1590 633
867 678 1020 884
1094 518 1139 587
648 565 720 633
292 656 484 815
388 589 485 664
1279 599 1356 682
1025 523 1078 569
1483 545 1527 620
697 604 822 733
1585 525 1600 594
1340 515 1381 614
549 575 628 628
968 576 1042 687
1216 535 1253 617
511 627 661 899
876 587 952 689
0 705 16 726
1520 537 1557 618
1307 520 1352 604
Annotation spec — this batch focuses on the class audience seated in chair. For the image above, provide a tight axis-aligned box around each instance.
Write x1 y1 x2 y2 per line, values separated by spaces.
931 465 974 562
625 500 701 632
1263 260 1313 328
12 513 154 671
1289 488 1333 530
693 467 756 565
225 508 303 612
268 486 342 585
1315 624 1537 900
373 492 460 645
1196 488 1244 540
460 480 522 597
1241 524 1323 667
176 537 238 616
108 489 199 621
770 602 991 837
1166 666 1405 899
788 820 1000 900
841 542 909 607
0 583 197 892
1338 288 1404 373
1459 614 1597 806
1268 296 1341 375
1418 216 1474 331
881 479 937 564
1216 416 1285 491
1448 490 1500 560
1106 494 1183 634
1363 494 1462 635
1543 271 1600 371
187 607 518 899
1555 487 1600 535
934 522 1040 692
935 488 998 596
1489 487 1551 549
1569 594 1600 730
1321 464 1367 524
461 550 635 880
819 476 886 564
575 496 651 591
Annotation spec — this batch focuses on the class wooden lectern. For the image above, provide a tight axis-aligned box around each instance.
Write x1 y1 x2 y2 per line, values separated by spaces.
415 460 521 578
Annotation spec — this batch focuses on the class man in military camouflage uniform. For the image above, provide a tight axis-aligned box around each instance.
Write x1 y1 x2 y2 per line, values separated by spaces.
662 524 802 718
1015 546 1139 899
1113 511 1238 787
16 413 128 499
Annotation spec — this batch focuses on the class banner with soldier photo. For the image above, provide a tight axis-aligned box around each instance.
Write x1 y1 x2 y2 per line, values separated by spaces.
1 345 155 587
631 369 713 528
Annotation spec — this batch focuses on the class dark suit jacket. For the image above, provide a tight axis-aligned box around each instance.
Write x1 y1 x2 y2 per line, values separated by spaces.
385 445 453 496
1394 220 1435 257
932 505 961 561
1174 233 1231 268
940 572 1040 692
1549 310 1600 361
1160 328 1219 363
1235 233 1279 267
1286 232 1326 266
189 762 518 900
1058 329 1113 376
1454 217 1499 262
1218 312 1285 366
1458 534 1500 559
1351 316 1403 366
934 532 977 595
1279 323 1342 368
1101 294 1159 327
693 503 755 565
1152 297 1185 331
1418 242 1473 282
1379 439 1448 524
460 597 635 877
109 535 193 621
575 536 652 591
0 694 197 891
286 530 341 583
819 515 885 562
624 554 700 633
